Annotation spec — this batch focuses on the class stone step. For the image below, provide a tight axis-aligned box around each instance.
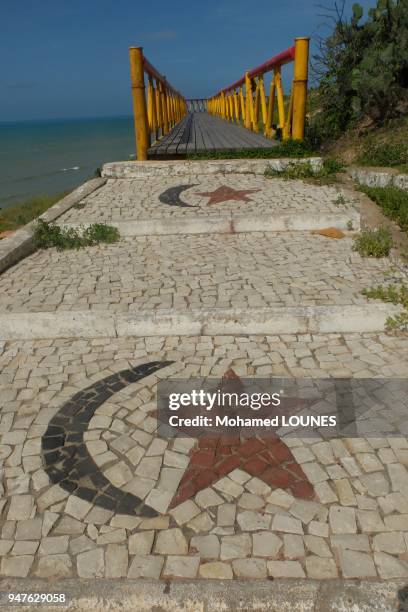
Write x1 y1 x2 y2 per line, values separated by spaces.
57 174 361 236
0 303 401 340
0 577 400 611
61 212 359 236
101 158 325 178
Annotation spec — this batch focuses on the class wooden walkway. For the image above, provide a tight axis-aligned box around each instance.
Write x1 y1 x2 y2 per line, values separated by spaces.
148 112 277 157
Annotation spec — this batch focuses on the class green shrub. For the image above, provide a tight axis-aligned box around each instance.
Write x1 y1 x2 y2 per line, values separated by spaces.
34 220 120 251
360 185 408 231
309 0 408 144
321 159 344 175
353 228 393 257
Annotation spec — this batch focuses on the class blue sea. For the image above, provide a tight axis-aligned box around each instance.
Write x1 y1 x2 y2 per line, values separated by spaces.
0 116 135 209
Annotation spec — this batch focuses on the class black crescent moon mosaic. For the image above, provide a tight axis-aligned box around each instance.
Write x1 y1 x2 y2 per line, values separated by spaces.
41 361 173 517
158 184 198 207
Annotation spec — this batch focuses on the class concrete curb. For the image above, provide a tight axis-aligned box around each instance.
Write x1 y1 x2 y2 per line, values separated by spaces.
0 303 400 340
102 158 324 179
0 578 404 611
0 178 107 275
60 210 361 236
348 167 408 191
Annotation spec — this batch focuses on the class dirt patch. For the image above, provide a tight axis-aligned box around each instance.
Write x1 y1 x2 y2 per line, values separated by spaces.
311 228 346 239
0 230 15 240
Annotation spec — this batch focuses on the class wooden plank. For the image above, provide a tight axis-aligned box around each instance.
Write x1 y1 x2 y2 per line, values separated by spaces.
167 121 190 155
194 114 211 152
148 112 278 157
207 116 252 149
152 117 189 155
149 115 191 155
189 113 209 152
179 114 195 154
209 115 272 149
198 113 222 151
199 114 234 150
209 115 267 150
150 115 190 154
208 116 255 150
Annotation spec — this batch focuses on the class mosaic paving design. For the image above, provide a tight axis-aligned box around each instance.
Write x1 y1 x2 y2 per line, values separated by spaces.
170 433 314 509
158 185 198 208
158 184 263 208
57 176 358 222
166 370 315 509
42 363 315 519
193 186 261 205
2 332 408 580
42 362 172 517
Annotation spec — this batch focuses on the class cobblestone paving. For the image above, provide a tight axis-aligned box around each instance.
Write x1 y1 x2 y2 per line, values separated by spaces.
1 171 408 584
0 233 404 314
1 333 408 580
58 176 357 222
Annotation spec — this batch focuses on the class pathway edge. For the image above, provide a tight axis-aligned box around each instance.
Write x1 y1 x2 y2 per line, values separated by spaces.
0 178 107 275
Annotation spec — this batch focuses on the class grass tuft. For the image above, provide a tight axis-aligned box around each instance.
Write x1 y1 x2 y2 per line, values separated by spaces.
353 228 393 258
188 140 316 160
34 220 120 251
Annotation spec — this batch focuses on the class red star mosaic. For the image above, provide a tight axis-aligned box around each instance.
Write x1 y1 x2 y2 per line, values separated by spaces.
168 369 315 509
194 185 261 205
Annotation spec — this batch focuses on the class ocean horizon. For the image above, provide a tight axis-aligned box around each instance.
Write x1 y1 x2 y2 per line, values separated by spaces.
0 115 135 209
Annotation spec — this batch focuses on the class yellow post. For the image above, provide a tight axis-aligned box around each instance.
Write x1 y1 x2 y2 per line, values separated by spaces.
275 69 286 134
233 91 239 122
292 37 310 140
129 46 149 161
244 72 252 130
252 80 259 132
155 81 163 138
169 94 174 126
239 87 245 121
149 76 158 141
162 81 169 135
265 77 276 138
228 95 234 121
282 87 294 141
258 78 267 131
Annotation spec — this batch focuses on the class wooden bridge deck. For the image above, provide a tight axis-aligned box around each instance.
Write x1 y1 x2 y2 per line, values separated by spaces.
147 112 277 157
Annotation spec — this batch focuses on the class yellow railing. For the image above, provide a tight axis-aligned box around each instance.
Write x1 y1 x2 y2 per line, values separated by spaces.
129 46 187 160
207 38 309 140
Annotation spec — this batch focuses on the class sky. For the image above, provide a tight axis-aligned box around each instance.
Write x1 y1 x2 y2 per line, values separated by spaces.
0 0 377 122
